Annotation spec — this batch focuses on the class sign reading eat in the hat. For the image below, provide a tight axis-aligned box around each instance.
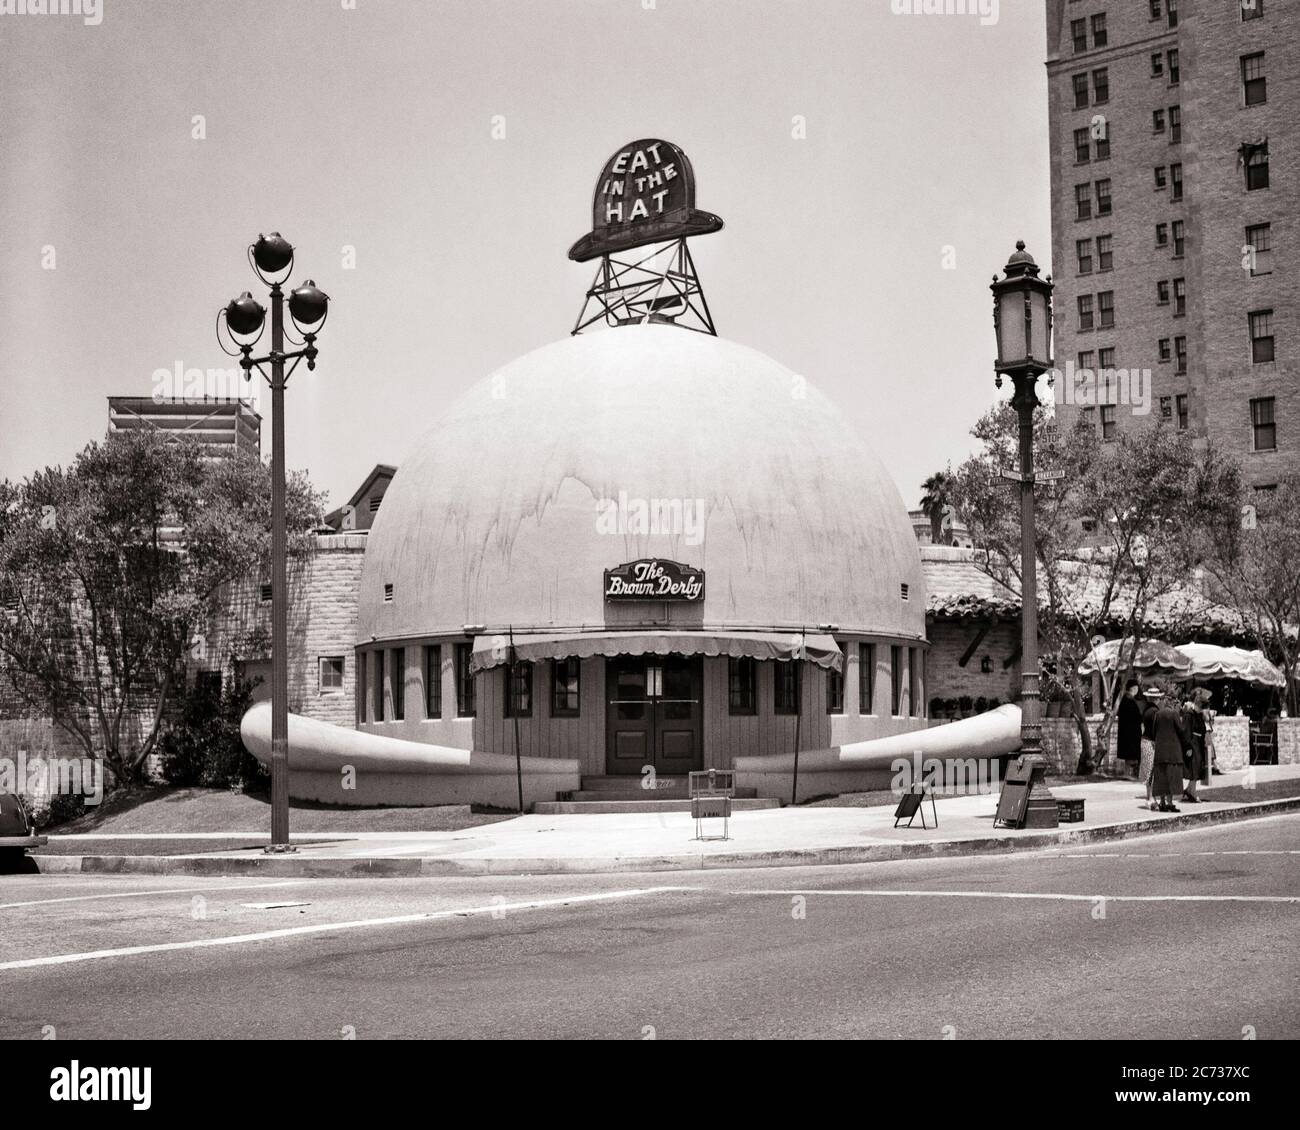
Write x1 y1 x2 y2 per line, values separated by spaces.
569 138 724 262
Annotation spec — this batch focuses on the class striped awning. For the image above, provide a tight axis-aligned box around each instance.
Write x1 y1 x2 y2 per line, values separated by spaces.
470 630 843 674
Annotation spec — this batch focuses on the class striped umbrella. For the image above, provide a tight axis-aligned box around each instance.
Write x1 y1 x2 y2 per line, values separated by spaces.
1076 637 1193 677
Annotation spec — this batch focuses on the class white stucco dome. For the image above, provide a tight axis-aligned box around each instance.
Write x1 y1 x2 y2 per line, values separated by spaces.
357 325 924 642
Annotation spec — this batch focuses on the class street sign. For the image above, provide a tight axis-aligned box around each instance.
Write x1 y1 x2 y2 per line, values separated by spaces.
999 467 1066 484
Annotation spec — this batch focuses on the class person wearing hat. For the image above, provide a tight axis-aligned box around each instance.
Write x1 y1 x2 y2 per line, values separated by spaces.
1147 684 1190 813
1138 685 1161 807
1117 679 1144 779
1181 687 1210 803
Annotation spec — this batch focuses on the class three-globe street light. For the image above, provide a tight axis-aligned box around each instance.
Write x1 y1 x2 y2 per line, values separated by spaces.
217 233 330 850
991 241 1055 769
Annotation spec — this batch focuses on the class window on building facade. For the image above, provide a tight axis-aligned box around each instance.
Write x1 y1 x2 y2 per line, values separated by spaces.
1149 0 1161 18
1153 108 1166 133
1097 234 1113 270
1251 397 1276 451
1158 338 1172 362
504 659 533 718
1167 0 1178 26
1100 404 1117 440
1093 68 1109 104
1173 278 1186 316
1170 162 1183 201
1073 73 1089 110
728 656 757 715
826 648 844 715
455 641 475 717
1095 178 1112 216
1099 346 1116 369
1098 290 1115 328
1160 396 1172 421
319 656 344 694
373 649 385 722
1157 279 1170 305
1095 128 1110 161
1151 52 1163 78
1242 52 1267 105
1078 350 1095 371
1246 223 1272 275
389 648 405 721
1156 222 1169 247
1082 406 1097 430
910 648 924 718
890 646 905 716
1175 335 1187 373
1172 219 1185 257
1169 106 1181 143
1076 238 1093 274
1091 13 1107 47
1176 394 1188 430
551 656 581 717
1167 50 1179 84
1078 294 1094 330
1075 183 1092 220
1074 128 1091 164
424 644 442 719
1154 165 1167 189
1244 141 1268 190
1242 0 1263 20
1250 309 1275 363
356 649 367 725
774 661 800 715
859 642 875 715
1071 18 1087 53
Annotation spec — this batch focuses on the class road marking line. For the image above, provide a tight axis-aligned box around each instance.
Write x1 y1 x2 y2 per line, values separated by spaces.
0 880 306 911
0 886 696 972
742 889 1300 904
1061 850 1300 860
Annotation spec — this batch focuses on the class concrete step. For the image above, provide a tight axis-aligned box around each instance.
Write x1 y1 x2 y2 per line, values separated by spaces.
567 786 758 801
533 798 780 815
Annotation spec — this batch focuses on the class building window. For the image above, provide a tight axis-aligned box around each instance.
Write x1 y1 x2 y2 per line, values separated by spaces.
1091 13 1107 47
1151 52 1163 78
1092 68 1109 104
1098 290 1114 328
1242 0 1263 20
1098 346 1116 370
1169 106 1181 143
1078 350 1095 371
1081 406 1097 429
1251 397 1276 451
1173 278 1186 316
1172 220 1185 257
1149 0 1161 18
455 641 475 717
1153 108 1166 133
1095 178 1112 217
1246 223 1272 276
195 669 223 698
424 644 442 719
1100 404 1117 441
504 659 533 718
1250 309 1275 363
1075 183 1092 221
1176 394 1188 431
1175 335 1187 373
1167 0 1178 26
373 649 385 722
389 648 405 721
1071 17 1087 53
728 656 757 715
1242 53 1266 105
859 643 875 715
1244 141 1268 190
1167 49 1179 84
1156 222 1169 247
1154 166 1167 189
1170 162 1183 201
551 656 581 717
1096 234 1113 271
1158 338 1172 363
910 648 924 718
1073 72 1089 110
890 646 905 716
1077 294 1094 330
1095 128 1110 161
1160 396 1172 421
1074 128 1091 164
356 649 367 724
826 648 845 715
774 662 800 715
1076 238 1093 274
319 656 344 694
1157 280 1170 305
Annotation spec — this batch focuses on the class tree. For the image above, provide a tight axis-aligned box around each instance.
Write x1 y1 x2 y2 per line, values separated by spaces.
920 470 955 545
0 431 323 785
1198 476 1300 716
949 404 1239 774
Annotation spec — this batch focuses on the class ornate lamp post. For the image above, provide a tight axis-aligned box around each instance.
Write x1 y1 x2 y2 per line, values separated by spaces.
218 233 330 851
991 241 1055 769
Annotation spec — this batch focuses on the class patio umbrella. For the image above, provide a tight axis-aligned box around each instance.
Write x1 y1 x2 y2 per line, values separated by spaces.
1176 643 1285 688
1076 637 1193 677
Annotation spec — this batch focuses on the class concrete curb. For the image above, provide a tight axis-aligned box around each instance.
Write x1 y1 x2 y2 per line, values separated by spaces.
26 795 1300 879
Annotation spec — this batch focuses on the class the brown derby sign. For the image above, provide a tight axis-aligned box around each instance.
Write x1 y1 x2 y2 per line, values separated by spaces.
604 559 705 602
568 139 724 262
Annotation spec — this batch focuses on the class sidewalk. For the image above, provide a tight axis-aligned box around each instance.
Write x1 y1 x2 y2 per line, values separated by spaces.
31 765 1300 878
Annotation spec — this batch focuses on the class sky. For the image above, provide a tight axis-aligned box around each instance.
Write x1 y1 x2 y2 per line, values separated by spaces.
0 0 1050 512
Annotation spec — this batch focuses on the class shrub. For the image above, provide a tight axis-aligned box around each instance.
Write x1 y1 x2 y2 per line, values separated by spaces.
159 674 267 790
31 790 86 830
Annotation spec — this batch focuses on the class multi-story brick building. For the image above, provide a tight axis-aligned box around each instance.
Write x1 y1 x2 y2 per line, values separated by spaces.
1046 0 1297 488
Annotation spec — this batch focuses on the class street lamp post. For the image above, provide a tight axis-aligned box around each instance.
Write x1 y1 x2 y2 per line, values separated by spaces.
991 241 1055 770
218 233 330 851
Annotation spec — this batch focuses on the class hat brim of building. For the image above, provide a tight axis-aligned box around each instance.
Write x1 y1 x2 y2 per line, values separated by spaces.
568 211 724 262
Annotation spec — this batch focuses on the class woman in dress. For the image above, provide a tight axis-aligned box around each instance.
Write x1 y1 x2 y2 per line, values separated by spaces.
1139 686 1161 809
1149 686 1189 813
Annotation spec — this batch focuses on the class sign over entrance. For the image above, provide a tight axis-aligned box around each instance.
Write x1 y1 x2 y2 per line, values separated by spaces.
604 559 705 602
568 139 724 262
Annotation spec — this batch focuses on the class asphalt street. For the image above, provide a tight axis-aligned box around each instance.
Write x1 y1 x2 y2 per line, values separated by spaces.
1 815 1297 1040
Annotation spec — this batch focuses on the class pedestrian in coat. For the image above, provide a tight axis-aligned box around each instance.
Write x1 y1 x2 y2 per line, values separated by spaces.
1148 687 1189 812
1181 690 1209 802
1139 686 1160 807
1117 679 1144 778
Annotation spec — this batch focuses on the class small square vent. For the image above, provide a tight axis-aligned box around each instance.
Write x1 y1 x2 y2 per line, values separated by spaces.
900 583 910 601
383 583 394 604
260 583 272 603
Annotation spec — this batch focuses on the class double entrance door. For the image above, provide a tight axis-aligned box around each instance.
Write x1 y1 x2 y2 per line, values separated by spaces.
605 654 703 776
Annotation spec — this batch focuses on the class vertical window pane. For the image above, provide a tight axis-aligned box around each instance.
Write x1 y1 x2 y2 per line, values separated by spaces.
425 644 442 719
455 641 476 717
859 643 875 715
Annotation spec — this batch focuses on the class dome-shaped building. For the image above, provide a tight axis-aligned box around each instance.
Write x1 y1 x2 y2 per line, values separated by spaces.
353 324 929 779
